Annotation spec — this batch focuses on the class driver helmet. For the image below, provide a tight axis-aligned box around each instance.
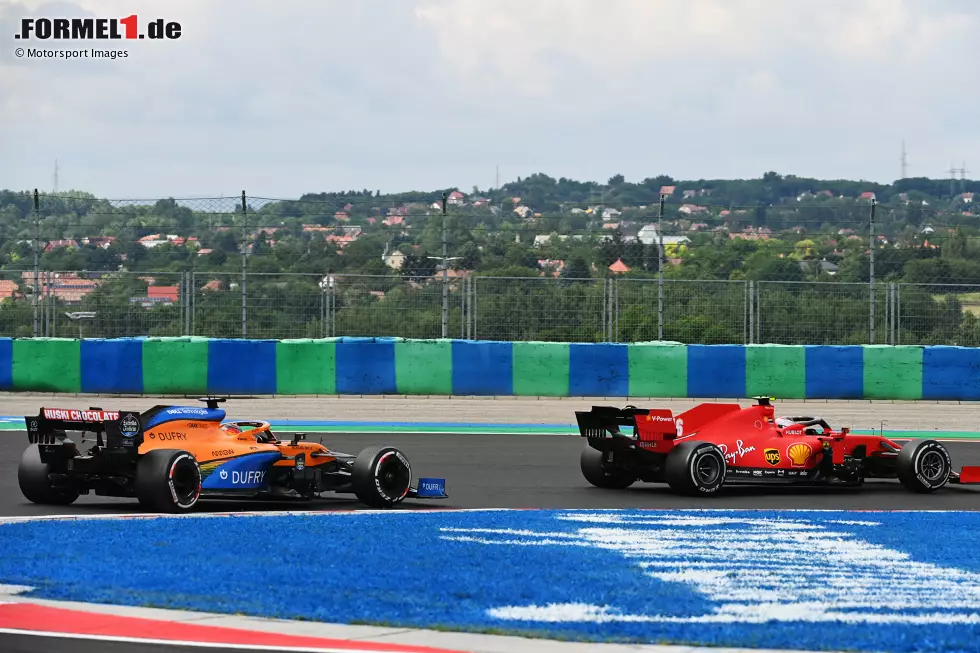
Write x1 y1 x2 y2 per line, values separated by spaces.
221 422 242 434
774 417 797 428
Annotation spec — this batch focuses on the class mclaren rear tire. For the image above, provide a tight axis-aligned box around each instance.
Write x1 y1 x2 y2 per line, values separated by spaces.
135 449 202 513
580 444 636 489
897 439 951 493
18 444 79 506
665 441 727 496
351 446 412 509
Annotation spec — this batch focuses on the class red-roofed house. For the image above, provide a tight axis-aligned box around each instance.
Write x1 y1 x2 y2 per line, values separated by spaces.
660 186 676 196
148 286 179 302
44 239 78 252
608 258 631 274
0 280 18 300
859 192 876 200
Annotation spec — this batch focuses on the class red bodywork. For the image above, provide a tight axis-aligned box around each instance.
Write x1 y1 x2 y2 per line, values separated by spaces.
632 402 886 469
584 399 980 485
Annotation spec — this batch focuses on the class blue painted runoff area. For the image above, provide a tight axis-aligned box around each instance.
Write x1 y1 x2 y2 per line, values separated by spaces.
0 509 978 653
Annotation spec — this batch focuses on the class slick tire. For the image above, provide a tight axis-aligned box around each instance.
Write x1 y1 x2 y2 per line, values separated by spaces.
665 441 727 496
896 439 951 493
580 445 636 489
135 449 202 513
18 444 79 506
351 446 412 509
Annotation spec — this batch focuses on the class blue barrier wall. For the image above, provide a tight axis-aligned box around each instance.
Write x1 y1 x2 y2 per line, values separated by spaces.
0 336 976 399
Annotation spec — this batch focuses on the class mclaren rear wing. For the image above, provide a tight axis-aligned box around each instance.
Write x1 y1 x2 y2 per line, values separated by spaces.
25 407 145 452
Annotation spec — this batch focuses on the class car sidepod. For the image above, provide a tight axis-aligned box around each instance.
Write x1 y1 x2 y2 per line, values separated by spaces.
199 451 283 493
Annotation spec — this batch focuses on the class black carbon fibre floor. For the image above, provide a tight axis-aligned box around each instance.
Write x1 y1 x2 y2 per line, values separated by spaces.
2 430 979 515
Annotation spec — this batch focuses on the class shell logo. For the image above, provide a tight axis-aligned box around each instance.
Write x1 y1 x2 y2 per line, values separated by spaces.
786 442 812 467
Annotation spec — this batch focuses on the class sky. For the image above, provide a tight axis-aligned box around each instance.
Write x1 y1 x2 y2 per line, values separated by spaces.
0 0 977 199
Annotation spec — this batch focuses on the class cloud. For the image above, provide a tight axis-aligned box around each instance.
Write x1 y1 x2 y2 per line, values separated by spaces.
0 0 976 197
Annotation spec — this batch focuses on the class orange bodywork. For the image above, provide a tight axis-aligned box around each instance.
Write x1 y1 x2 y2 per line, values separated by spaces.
140 418 338 467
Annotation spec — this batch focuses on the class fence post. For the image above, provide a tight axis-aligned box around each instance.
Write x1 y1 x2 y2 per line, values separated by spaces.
441 192 448 338
748 280 754 344
657 193 665 340
869 198 876 344
184 271 191 336
32 189 40 338
889 282 896 345
240 191 247 339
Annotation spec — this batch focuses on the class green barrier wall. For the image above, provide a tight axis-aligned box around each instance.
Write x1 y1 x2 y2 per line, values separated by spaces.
0 337 977 400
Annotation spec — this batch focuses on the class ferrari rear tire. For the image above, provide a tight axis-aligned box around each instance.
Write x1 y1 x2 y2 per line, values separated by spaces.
580 445 636 489
351 446 412 509
18 444 79 506
135 449 202 513
897 439 951 493
665 441 727 496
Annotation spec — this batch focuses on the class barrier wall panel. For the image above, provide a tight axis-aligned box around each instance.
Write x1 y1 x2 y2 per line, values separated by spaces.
276 339 338 395
12 338 81 393
921 346 980 401
745 345 806 399
803 346 863 399
2 338 979 401
207 339 278 395
336 340 397 394
512 342 570 397
395 340 453 395
686 345 746 398
81 339 143 394
863 345 923 400
569 343 629 397
451 341 513 396
0 338 12 391
627 343 687 397
142 338 209 395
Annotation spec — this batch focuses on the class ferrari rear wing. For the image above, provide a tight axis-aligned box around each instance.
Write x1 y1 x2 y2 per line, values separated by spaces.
25 407 145 452
575 406 648 439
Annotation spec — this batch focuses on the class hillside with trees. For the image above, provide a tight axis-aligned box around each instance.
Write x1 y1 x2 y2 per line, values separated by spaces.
0 171 978 345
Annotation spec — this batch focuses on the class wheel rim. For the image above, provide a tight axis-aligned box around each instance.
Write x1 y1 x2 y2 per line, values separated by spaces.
918 451 946 482
169 457 200 507
696 453 722 485
376 452 411 500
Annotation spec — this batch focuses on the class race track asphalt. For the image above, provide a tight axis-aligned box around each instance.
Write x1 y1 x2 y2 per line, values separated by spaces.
2 634 272 653
2 429 979 515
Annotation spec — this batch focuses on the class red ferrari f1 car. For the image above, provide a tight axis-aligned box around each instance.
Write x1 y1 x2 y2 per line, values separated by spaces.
575 397 980 495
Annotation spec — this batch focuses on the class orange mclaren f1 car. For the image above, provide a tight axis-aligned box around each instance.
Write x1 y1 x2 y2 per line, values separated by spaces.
575 397 980 495
19 397 447 513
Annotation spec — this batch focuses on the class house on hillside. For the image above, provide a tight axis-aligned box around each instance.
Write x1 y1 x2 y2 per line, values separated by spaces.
608 258 631 274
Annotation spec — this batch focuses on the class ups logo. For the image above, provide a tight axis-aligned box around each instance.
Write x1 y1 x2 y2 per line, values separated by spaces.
764 448 781 465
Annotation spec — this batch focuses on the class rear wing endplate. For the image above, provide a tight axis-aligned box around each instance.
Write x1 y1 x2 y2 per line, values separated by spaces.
575 406 650 439
25 407 145 451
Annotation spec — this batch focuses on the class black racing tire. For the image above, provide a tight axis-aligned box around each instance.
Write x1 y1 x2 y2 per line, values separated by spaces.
665 440 727 496
351 446 412 509
135 449 202 513
897 439 951 493
18 444 79 506
580 445 636 489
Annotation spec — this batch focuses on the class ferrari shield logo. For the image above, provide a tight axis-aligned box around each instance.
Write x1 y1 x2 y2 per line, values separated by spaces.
764 448 780 465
